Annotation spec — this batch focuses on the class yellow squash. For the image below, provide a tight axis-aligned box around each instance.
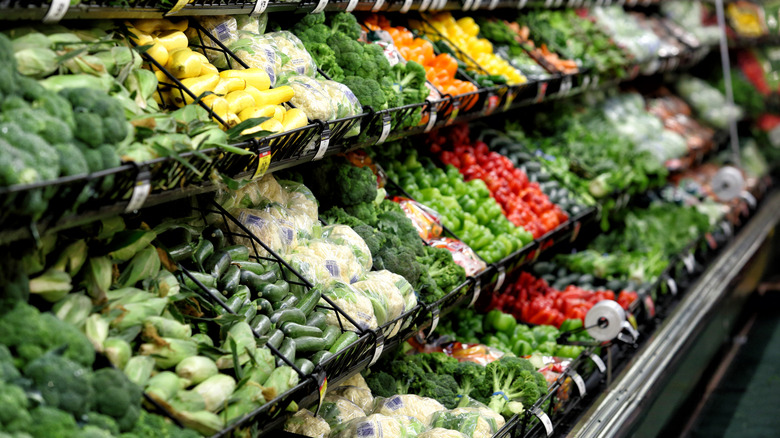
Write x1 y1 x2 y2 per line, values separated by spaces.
238 105 277 122
251 86 294 107
214 77 247 95
167 48 203 79
154 30 189 52
225 90 256 114
220 68 271 91
281 108 308 131
173 73 220 106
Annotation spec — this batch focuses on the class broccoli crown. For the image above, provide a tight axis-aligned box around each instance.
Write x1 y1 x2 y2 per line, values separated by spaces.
0 137 39 186
0 124 60 181
413 373 459 409
33 93 76 130
91 368 143 432
452 360 484 400
0 380 31 432
79 425 116 438
475 356 545 416
0 345 21 382
328 12 362 40
16 75 46 102
2 107 73 145
294 23 331 46
59 87 128 147
0 302 95 368
375 200 425 257
322 206 368 229
305 156 377 208
54 142 89 177
84 412 120 436
417 245 466 293
365 371 397 399
392 61 428 105
351 224 386 257
341 43 390 82
374 242 424 290
120 410 201 438
1 95 28 112
341 76 386 110
306 43 344 82
25 406 79 438
23 350 94 417
343 202 378 226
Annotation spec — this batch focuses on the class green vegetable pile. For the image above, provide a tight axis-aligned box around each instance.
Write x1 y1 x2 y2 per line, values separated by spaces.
373 142 533 263
366 351 548 417
299 156 466 303
292 12 428 124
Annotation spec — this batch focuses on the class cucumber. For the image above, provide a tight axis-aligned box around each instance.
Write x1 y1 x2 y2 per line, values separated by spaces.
233 285 251 302
273 294 299 311
224 295 246 314
218 265 241 295
310 350 333 366
203 226 226 251
265 329 284 349
533 262 556 276
240 270 274 295
513 152 534 163
182 271 217 290
329 332 359 354
294 336 327 353
605 280 623 291
295 289 321 316
223 245 250 262
560 273 582 286
250 314 271 336
281 322 323 339
255 298 274 315
261 280 289 302
276 337 296 366
556 267 568 277
193 239 214 271
294 358 314 375
322 325 340 350
306 312 327 331
204 251 231 279
168 242 195 263
270 308 306 326
579 283 594 291
239 301 257 322
536 172 551 182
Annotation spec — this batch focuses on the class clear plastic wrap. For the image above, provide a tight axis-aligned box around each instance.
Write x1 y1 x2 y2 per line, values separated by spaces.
284 409 331 438
322 224 373 271
351 276 404 327
194 16 239 63
364 270 417 314
321 280 378 331
285 249 331 286
219 174 288 210
279 180 319 222
338 373 370 391
427 237 486 277
418 428 469 438
429 408 501 438
279 75 335 122
331 414 420 438
233 205 297 257
374 395 446 426
235 13 266 35
231 33 281 86
296 240 365 284
269 31 318 80
320 395 366 428
329 385 375 413
320 80 363 119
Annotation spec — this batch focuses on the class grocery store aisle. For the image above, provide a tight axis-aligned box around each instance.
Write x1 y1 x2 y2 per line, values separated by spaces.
689 291 780 437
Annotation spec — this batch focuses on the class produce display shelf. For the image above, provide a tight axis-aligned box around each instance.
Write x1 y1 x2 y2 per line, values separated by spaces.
0 0 668 21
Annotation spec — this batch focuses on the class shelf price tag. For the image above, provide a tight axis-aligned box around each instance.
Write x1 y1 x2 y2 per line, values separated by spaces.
471 0 482 10
376 112 392 145
43 0 70 23
251 0 269 15
666 277 678 295
420 0 433 11
682 252 695 274
544 0 554 8
252 146 272 179
531 407 554 436
502 88 516 112
125 168 151 213
535 82 548 103
590 353 606 373
721 221 733 237
570 221 582 243
579 75 591 92
559 75 573 97
314 0 329 13
488 0 499 9
446 99 461 125
483 91 499 116
427 306 441 339
517 0 528 8
469 276 482 307
424 107 438 132
493 265 507 293
346 0 360 12
371 0 384 12
555 0 564 7
571 372 587 397
369 330 385 366
741 190 757 209
463 0 474 10
313 128 331 161
400 0 414 13
313 371 328 417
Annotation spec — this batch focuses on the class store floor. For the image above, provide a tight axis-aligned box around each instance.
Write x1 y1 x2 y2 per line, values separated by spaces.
688 291 780 437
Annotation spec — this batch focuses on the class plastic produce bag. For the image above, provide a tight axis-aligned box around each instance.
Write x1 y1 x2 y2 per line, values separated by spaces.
322 224 373 271
394 197 443 240
284 409 330 438
320 395 366 428
365 270 417 314
279 180 319 222
331 414 421 438
279 75 335 122
296 240 365 284
351 276 405 327
321 280 378 331
419 428 469 438
219 174 288 210
231 33 281 86
374 395 446 426
320 79 363 119
329 385 375 413
285 249 331 286
233 206 297 257
430 407 503 438
338 373 370 391
269 31 318 80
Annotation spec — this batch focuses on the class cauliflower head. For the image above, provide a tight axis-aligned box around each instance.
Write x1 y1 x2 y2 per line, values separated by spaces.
376 395 446 426
284 409 330 438
321 281 377 331
329 385 374 413
320 395 365 428
322 224 373 271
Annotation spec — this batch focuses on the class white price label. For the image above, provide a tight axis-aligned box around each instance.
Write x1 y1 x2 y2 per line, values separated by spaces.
425 107 438 132
369 332 385 366
517 0 528 8
463 0 475 9
125 172 151 213
371 0 384 12
667 277 678 295
43 0 69 23
488 0 499 9
555 0 564 7
447 99 461 124
559 76 573 96
420 0 433 11
469 277 482 307
721 221 733 237
531 407 554 436
571 372 587 397
493 266 507 293
400 0 414 13
471 0 482 10
683 252 695 274
313 0 329 13
376 113 392 145
590 353 606 373
252 0 269 14
545 0 554 7
579 75 591 91
427 308 440 339
741 190 757 208
313 129 330 160
346 0 360 12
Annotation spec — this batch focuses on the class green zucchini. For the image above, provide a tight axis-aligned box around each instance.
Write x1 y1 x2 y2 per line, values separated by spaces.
168 242 195 263
276 337 296 366
182 271 217 290
225 295 246 314
240 270 275 295
273 294 298 311
239 301 257 322
306 312 327 331
310 350 333 366
261 280 289 302
294 336 327 353
295 289 321 316
218 265 241 295
294 358 314 375
329 332 359 354
281 322 323 339
265 329 284 349
322 325 341 350
270 308 306 326
204 251 231 279
233 285 251 302
223 245 250 262
533 262 555 276
234 261 267 276
250 314 271 336
255 298 274 315
203 226 226 251
193 239 214 271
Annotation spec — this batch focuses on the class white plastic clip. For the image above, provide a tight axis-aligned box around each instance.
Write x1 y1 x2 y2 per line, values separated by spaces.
313 128 331 161
125 169 151 213
43 0 69 23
